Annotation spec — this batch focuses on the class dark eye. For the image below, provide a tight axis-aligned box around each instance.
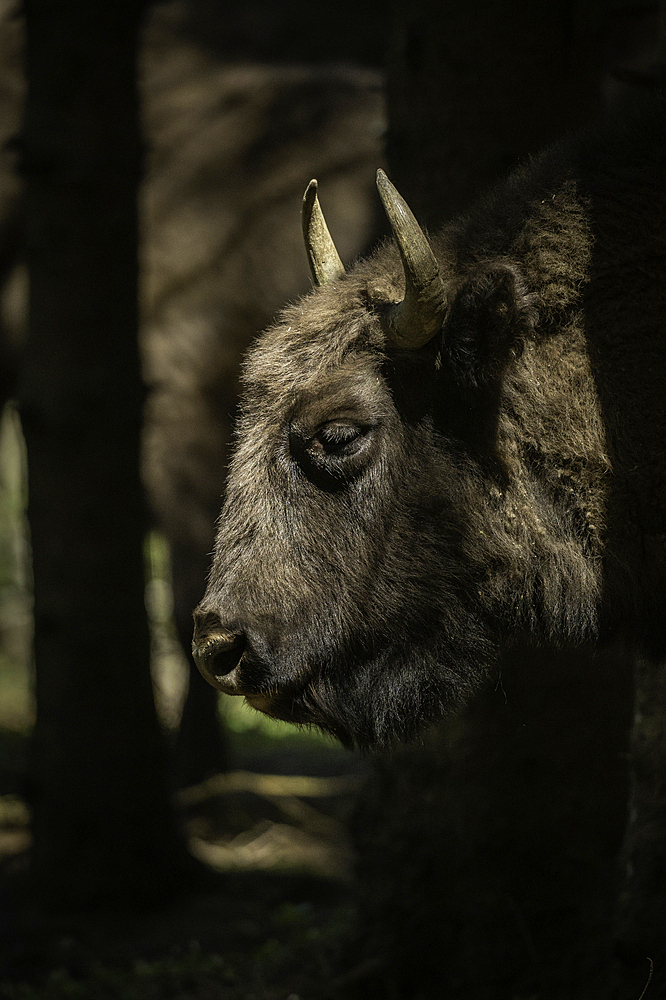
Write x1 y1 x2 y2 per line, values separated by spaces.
311 420 367 456
289 418 376 489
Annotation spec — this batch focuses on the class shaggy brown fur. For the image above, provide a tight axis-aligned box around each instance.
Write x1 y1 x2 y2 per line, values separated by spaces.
194 93 666 752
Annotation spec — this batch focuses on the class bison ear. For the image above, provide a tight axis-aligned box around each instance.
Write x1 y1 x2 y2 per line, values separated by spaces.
443 263 536 388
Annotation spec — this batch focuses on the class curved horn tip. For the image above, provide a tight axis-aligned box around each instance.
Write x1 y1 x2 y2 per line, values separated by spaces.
376 169 405 208
301 177 345 287
375 169 447 349
303 178 318 205
375 168 390 191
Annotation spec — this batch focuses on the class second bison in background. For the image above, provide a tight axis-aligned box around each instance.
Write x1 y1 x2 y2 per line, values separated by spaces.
193 93 666 752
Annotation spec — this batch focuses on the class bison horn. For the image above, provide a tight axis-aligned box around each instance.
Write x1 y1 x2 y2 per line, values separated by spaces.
376 169 447 349
302 179 345 286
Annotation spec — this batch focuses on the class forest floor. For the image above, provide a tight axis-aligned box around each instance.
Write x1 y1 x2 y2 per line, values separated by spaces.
0 419 374 1000
0 723 371 1000
0 564 371 1000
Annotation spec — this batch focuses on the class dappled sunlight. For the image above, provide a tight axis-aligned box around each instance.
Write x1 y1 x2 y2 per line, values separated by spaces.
0 406 33 735
180 769 361 881
0 415 363 889
0 766 361 881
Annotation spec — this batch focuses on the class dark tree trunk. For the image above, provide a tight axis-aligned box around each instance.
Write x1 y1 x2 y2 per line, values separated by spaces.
19 0 184 909
386 0 607 224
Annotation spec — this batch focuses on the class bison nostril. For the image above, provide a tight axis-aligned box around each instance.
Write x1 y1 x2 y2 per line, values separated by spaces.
192 629 246 688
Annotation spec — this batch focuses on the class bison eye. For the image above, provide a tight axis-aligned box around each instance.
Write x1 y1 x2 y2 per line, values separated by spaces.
289 418 375 488
312 420 367 456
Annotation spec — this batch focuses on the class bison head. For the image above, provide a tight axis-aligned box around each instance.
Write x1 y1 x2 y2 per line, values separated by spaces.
192 171 605 751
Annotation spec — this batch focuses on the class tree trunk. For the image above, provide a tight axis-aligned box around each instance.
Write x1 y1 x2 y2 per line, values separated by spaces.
19 0 184 910
386 0 607 224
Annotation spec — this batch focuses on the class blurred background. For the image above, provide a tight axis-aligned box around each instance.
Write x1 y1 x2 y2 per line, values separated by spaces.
0 0 664 997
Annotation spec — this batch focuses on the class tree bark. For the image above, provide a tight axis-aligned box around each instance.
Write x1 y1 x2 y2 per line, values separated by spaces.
19 0 184 909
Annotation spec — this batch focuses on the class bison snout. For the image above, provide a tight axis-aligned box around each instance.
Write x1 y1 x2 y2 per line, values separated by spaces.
192 615 247 694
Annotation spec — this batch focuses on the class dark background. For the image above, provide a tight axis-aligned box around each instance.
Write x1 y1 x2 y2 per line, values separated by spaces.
0 0 664 997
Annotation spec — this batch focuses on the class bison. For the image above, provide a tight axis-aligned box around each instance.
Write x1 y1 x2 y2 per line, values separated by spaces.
193 92 666 753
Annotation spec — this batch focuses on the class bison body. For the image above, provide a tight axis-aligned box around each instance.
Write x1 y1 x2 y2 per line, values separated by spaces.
194 94 666 752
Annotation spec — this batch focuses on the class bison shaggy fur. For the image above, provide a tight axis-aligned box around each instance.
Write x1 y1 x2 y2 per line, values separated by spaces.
194 93 666 753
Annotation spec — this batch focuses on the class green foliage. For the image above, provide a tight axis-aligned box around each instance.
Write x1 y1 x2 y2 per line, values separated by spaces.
0 653 33 733
0 406 28 591
222 692 337 747
0 406 33 733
